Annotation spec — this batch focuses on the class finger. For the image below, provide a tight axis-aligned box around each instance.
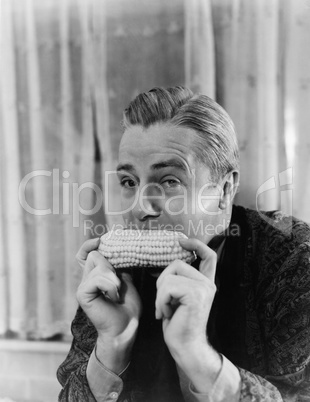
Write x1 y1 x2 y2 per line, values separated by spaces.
118 273 141 314
83 250 116 279
155 274 196 319
76 238 100 265
119 273 134 301
86 264 121 293
156 259 203 290
77 274 120 304
179 238 217 282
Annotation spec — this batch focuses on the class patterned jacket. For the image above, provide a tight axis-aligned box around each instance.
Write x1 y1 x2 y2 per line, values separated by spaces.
57 205 310 401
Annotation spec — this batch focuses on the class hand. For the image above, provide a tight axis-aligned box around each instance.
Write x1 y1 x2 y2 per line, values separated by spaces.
155 238 220 391
76 238 142 372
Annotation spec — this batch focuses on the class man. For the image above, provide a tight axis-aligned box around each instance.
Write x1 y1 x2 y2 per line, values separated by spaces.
57 86 310 401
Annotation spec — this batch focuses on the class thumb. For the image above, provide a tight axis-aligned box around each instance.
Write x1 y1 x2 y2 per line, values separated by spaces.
179 238 217 282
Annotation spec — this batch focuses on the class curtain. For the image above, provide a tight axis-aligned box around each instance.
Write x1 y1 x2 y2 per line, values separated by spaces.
1 0 309 340
212 0 281 211
283 0 310 223
186 0 310 221
0 0 111 339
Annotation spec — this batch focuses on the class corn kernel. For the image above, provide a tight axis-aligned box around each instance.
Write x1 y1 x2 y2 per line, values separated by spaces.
98 229 196 269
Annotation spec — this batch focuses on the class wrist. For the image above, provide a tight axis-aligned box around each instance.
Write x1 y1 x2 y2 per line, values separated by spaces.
96 335 134 374
173 341 222 394
96 319 139 374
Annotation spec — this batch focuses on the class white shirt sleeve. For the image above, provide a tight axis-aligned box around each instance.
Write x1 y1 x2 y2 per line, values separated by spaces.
86 345 128 402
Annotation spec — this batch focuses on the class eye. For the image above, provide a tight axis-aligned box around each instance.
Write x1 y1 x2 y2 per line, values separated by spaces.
119 178 138 189
161 177 181 189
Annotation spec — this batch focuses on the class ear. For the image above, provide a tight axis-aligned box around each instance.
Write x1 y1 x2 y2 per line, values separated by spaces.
219 170 240 210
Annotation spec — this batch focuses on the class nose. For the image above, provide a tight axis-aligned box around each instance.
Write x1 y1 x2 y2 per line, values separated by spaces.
132 183 162 222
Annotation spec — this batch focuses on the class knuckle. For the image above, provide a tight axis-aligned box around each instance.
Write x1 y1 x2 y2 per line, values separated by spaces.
210 249 217 262
76 286 83 304
211 279 217 289
157 274 171 291
205 281 217 297
170 259 182 268
199 279 214 294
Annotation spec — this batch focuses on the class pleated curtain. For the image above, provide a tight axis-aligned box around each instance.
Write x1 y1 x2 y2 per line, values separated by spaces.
0 0 309 340
0 0 112 339
187 0 310 219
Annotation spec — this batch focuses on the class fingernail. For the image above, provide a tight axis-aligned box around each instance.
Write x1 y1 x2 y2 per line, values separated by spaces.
103 291 112 301
179 238 189 247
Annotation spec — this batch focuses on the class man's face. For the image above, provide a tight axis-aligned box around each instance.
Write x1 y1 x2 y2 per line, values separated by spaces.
117 123 226 244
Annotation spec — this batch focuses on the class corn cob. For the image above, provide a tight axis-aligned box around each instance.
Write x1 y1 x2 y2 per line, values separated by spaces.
98 230 196 269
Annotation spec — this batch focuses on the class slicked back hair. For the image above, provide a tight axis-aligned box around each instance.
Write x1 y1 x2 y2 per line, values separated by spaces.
122 86 239 182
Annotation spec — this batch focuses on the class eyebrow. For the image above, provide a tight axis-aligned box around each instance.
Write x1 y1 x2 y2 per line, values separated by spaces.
116 158 191 174
151 158 189 173
116 163 136 173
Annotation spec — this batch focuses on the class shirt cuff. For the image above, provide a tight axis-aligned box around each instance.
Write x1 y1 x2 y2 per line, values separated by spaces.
181 355 241 402
86 345 124 402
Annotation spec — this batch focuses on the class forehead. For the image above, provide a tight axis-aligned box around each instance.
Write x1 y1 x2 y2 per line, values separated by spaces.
118 123 198 170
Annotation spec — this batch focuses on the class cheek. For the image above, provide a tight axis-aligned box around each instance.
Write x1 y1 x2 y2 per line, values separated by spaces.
198 197 220 214
120 190 137 218
163 196 186 215
195 184 221 214
121 188 137 205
